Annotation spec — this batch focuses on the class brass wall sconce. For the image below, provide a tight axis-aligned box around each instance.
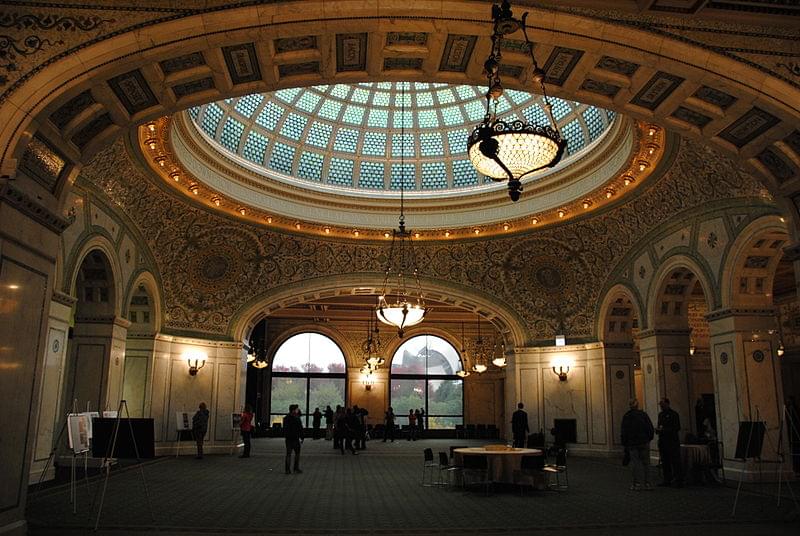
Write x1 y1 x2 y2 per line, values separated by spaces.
552 366 569 382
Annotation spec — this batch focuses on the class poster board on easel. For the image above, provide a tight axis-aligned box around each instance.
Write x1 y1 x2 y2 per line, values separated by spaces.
230 413 243 455
67 413 91 454
175 411 192 457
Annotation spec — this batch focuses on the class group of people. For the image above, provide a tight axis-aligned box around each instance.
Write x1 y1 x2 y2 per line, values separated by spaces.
620 397 684 491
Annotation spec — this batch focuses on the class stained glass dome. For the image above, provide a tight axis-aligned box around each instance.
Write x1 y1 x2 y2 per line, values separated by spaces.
186 82 615 192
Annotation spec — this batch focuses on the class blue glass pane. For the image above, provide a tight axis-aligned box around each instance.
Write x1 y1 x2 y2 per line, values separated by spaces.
333 128 359 153
464 99 485 122
495 96 512 114
234 94 262 117
219 117 245 151
421 162 447 189
188 106 200 120
318 99 342 121
522 104 548 126
446 129 468 154
505 89 531 105
582 107 605 141
367 109 388 128
419 132 444 157
390 163 415 190
562 119 585 155
441 106 464 126
297 151 324 181
373 92 390 106
392 133 415 157
351 88 370 104
436 89 456 104
606 110 616 122
275 88 302 103
456 85 477 100
392 110 413 129
306 121 332 148
359 161 385 189
201 103 224 136
255 101 284 130
551 98 572 121
269 142 295 174
452 160 478 187
295 91 321 113
394 92 411 108
281 113 307 141
415 92 434 107
328 158 354 186
342 105 365 125
362 131 386 156
331 84 350 99
417 109 439 128
242 131 268 164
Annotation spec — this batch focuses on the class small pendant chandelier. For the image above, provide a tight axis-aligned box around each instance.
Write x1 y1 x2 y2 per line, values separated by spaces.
456 321 471 378
468 0 566 202
363 299 386 368
376 83 429 337
492 340 508 368
470 315 489 374
248 322 269 369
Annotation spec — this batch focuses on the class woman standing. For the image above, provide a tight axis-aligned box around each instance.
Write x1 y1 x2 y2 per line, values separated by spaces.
239 404 254 458
192 402 210 459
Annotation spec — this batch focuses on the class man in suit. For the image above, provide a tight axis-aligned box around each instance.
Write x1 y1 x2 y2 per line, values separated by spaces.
511 402 530 448
656 398 682 487
283 404 304 474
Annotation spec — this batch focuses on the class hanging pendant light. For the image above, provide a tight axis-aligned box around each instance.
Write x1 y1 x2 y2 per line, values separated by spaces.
457 321 471 378
363 300 386 368
471 315 489 374
376 83 429 337
248 321 269 369
492 341 508 368
468 0 566 202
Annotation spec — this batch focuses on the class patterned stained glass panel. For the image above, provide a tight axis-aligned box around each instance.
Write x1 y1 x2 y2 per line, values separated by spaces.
242 131 269 164
452 160 478 187
359 161 385 189
306 121 332 148
331 84 350 99
551 99 572 121
392 133 415 157
188 106 200 120
446 129 468 154
373 92 390 106
351 88 370 104
442 106 464 126
201 103 224 136
417 109 439 128
562 119 585 155
416 92 434 107
255 101 284 130
522 104 548 126
333 128 359 153
318 99 342 121
219 117 245 151
421 162 447 189
390 163 416 190
419 132 444 157
281 113 307 140
582 107 605 141
235 94 263 117
362 131 386 156
275 87 302 103
297 151 324 181
436 89 455 105
295 91 321 113
342 105 365 125
328 158 354 186
269 142 295 173
368 108 389 128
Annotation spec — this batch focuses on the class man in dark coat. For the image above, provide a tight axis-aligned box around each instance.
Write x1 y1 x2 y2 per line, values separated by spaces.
192 402 210 459
283 404 304 474
621 398 655 490
511 402 529 448
656 398 682 486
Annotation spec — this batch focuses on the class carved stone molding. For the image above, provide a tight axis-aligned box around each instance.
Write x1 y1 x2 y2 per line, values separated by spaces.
0 181 71 234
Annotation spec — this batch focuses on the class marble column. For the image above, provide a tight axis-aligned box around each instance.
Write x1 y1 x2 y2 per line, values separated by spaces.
0 179 71 536
707 308 791 480
602 343 637 448
637 329 693 438
28 292 75 484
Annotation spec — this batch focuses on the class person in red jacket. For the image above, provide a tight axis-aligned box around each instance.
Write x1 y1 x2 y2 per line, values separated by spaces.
239 404 254 458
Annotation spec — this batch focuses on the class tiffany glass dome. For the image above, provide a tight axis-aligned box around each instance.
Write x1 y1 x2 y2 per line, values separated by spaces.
186 82 615 193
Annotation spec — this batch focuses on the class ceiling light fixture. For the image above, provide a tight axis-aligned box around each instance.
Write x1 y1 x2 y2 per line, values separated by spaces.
363 299 386 369
467 0 566 202
470 315 489 374
376 82 429 338
457 321 471 378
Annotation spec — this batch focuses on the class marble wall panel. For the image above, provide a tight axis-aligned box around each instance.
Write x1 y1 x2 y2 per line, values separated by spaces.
167 358 214 442
465 381 496 424
34 325 67 461
89 203 120 241
697 218 729 277
519 367 540 432
543 366 588 444
214 363 237 441
661 354 690 425
654 227 690 260
711 340 740 452
590 364 607 444
609 365 633 445
742 339 782 452
122 353 149 417
349 380 386 426
67 343 107 413
640 353 660 424
150 352 170 442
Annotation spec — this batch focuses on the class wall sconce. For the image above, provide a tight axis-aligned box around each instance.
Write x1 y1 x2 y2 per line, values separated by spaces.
362 372 374 391
777 342 785 357
552 366 569 381
184 350 207 376
689 340 696 356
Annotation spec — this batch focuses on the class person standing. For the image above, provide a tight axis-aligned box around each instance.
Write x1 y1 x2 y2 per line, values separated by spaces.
283 404 304 474
333 405 344 450
324 405 334 441
657 398 682 487
312 407 322 440
355 406 368 449
336 408 357 455
621 398 654 491
417 408 425 439
408 409 417 441
383 406 396 442
511 402 530 448
239 403 254 458
192 402 209 459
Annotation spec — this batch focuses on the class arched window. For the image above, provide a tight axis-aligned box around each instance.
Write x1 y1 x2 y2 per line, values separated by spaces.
390 335 464 429
270 332 346 426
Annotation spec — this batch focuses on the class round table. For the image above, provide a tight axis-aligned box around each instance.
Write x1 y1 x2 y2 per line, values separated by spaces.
453 447 544 484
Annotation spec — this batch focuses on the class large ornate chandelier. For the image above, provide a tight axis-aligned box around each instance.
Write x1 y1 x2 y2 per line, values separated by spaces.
468 0 566 202
376 83 428 337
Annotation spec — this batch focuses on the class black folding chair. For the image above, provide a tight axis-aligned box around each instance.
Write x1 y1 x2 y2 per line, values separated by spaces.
514 454 546 495
462 454 490 494
422 448 438 486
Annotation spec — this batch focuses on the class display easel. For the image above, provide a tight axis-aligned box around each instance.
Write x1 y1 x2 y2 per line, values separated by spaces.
774 403 800 511
175 411 192 458
91 399 155 531
230 413 243 456
731 410 764 517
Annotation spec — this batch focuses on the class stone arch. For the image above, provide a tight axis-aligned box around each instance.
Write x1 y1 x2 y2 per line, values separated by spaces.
124 270 163 334
264 323 355 369
2 1 798 229
646 254 716 331
720 215 789 310
65 235 124 318
596 283 644 344
230 274 531 350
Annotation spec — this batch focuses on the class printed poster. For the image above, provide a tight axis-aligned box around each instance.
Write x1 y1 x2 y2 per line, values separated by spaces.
67 413 91 454
176 411 192 431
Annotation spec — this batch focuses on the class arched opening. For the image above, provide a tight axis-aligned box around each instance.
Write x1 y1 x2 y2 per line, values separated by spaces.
122 280 158 418
644 260 715 439
62 249 122 418
774 255 800 418
389 334 464 430
266 330 347 428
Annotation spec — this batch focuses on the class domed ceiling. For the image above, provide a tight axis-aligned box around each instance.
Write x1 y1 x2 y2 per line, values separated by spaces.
187 82 615 192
